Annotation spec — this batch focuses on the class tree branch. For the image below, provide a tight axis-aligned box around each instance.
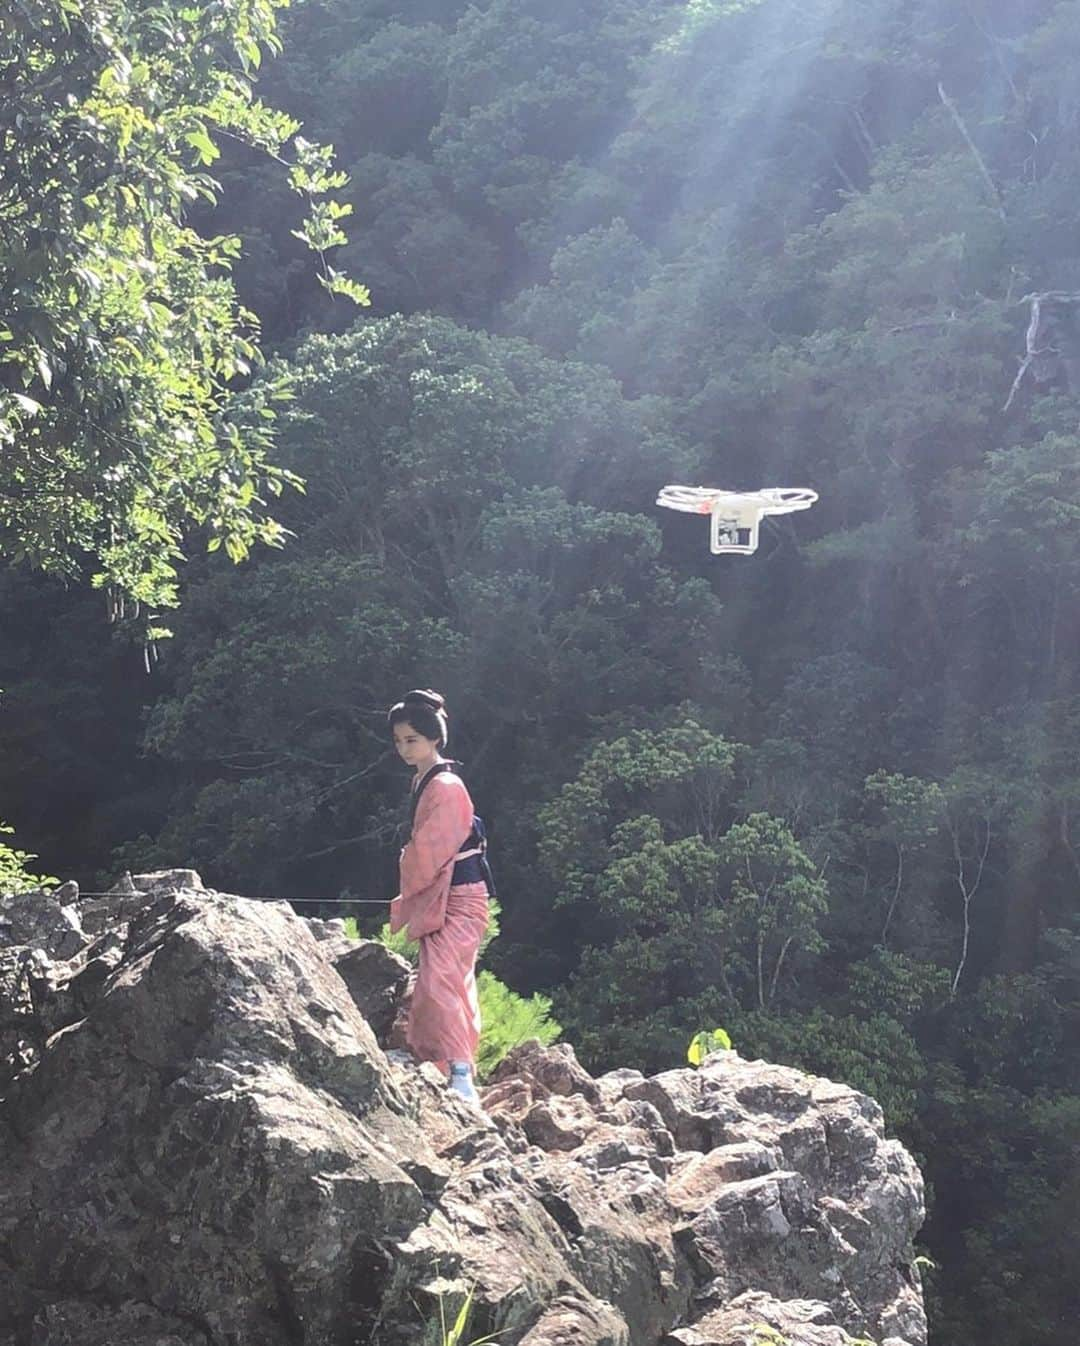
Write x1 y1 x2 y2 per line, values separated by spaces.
881 841 904 946
950 814 991 997
938 83 1006 221
1059 803 1080 887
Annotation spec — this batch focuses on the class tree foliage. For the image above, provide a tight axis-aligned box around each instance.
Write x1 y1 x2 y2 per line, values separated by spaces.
0 819 57 895
536 722 828 1066
0 0 366 623
5 2 1080 1342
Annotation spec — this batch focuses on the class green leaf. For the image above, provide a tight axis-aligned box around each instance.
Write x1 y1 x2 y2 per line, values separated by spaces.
224 534 248 564
687 1027 732 1066
446 1289 474 1346
184 127 220 165
322 272 372 306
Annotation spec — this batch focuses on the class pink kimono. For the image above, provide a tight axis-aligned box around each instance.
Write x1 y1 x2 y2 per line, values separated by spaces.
388 769 489 1068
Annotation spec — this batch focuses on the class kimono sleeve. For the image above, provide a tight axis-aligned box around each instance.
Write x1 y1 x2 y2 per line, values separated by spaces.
399 775 474 894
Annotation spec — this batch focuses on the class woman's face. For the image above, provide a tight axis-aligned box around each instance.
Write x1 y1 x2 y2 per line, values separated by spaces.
392 720 439 767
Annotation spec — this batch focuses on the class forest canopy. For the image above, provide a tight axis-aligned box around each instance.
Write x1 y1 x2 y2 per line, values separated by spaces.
3 2 1080 1343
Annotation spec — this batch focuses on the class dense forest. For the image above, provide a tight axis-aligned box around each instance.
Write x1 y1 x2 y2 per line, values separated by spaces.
3 2 1079 1342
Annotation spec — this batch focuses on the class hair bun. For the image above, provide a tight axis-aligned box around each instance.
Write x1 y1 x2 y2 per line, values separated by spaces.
403 688 447 713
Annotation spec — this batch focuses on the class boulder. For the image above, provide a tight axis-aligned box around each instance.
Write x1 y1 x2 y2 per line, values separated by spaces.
665 1290 863 1346
0 871 926 1346
490 1037 603 1104
329 938 411 1042
0 882 86 959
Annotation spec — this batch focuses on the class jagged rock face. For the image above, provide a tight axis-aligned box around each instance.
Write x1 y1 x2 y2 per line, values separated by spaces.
0 872 926 1346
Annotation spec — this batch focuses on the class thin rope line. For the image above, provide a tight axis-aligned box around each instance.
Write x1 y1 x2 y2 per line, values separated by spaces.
71 891 389 905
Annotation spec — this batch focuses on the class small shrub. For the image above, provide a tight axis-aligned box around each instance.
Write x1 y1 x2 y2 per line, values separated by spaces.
687 1026 732 1065
476 970 561 1079
0 821 57 895
351 903 560 1078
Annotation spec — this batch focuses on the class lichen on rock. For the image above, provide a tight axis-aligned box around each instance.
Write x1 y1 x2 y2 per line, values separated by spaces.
0 870 926 1346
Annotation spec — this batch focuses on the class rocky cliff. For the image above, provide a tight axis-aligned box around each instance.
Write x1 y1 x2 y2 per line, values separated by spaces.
0 872 926 1346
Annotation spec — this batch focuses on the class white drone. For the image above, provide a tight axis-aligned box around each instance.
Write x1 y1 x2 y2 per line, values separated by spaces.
656 485 819 555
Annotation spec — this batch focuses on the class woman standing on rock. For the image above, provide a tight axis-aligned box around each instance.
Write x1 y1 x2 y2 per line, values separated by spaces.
387 690 490 1105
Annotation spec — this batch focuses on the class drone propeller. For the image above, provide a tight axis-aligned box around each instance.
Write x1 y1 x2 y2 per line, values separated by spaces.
656 485 818 554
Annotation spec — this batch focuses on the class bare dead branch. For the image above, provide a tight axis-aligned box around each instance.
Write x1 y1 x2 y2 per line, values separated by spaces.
850 105 877 161
1060 803 1080 887
881 841 904 946
1001 291 1080 410
1003 352 1035 413
950 814 991 997
938 83 1006 221
768 933 796 1006
887 312 958 336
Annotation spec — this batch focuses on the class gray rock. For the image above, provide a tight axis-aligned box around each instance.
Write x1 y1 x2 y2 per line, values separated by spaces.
624 1068 736 1152
668 1142 782 1209
126 867 207 894
0 886 87 959
75 868 209 940
330 937 411 1041
305 915 349 942
27 1301 204 1346
491 1037 603 1104
665 1290 858 1345
517 1291 629 1346
0 878 927 1346
0 891 431 1345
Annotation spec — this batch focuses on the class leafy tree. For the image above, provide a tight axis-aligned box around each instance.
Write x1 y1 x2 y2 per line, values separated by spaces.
474 972 561 1080
846 947 952 1028
130 551 439 894
961 433 1080 698
432 0 665 245
0 0 365 625
922 953 1080 1344
539 722 738 899
863 769 946 946
0 820 57 895
538 722 827 1068
333 154 502 323
502 219 657 359
122 315 705 905
717 812 829 1010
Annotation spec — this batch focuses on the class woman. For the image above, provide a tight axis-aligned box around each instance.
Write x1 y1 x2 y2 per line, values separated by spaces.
387 689 489 1105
